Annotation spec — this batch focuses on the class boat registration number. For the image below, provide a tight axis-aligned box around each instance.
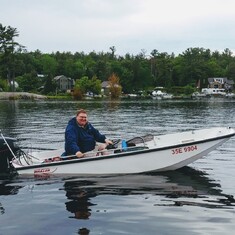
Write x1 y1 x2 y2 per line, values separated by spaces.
34 167 57 175
171 145 198 155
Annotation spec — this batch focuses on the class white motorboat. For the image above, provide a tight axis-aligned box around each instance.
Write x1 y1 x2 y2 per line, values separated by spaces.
0 127 234 176
225 93 235 98
201 88 226 96
152 90 173 99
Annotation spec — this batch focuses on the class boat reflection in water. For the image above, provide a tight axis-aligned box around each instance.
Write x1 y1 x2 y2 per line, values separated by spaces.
63 166 235 220
1 167 235 235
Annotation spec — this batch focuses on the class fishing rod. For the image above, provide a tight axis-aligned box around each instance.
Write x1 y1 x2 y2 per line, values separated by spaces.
0 129 17 159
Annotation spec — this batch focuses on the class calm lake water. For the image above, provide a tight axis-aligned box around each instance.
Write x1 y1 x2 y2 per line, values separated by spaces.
0 98 235 235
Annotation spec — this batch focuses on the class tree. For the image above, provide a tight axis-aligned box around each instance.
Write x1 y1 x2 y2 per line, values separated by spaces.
73 76 101 99
0 23 23 91
15 72 39 92
43 75 57 94
75 76 90 94
108 73 122 98
0 78 8 91
227 61 235 81
40 54 58 77
109 46 116 59
89 76 102 95
178 48 210 86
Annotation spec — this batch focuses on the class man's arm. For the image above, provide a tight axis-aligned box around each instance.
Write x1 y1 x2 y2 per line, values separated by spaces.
65 126 81 155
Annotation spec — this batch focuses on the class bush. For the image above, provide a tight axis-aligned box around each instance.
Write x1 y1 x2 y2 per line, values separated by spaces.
169 85 195 95
184 85 195 95
72 87 84 100
0 79 8 91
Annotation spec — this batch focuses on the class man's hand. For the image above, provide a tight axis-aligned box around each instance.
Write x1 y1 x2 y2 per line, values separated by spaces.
76 151 84 158
105 139 113 146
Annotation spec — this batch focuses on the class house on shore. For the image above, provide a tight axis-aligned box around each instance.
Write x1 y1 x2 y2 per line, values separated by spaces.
101 81 110 95
53 75 75 92
208 77 234 91
101 80 122 96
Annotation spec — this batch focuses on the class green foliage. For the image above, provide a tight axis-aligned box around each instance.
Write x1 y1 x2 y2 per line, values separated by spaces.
169 85 195 95
40 54 58 76
1 23 235 96
0 78 8 91
183 85 195 95
74 76 101 96
75 76 90 94
15 71 41 92
0 23 24 91
43 75 57 94
89 76 102 95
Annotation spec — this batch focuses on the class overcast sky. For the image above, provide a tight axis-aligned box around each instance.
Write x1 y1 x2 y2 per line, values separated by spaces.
1 0 235 56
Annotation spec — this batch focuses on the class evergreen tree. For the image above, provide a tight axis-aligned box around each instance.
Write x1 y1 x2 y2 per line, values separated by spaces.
0 23 24 91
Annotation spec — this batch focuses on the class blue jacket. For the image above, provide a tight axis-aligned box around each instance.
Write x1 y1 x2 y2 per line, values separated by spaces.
65 117 106 155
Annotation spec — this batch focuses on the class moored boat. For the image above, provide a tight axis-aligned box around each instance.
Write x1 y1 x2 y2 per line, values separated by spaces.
0 127 234 176
225 93 235 98
201 88 226 97
151 90 173 99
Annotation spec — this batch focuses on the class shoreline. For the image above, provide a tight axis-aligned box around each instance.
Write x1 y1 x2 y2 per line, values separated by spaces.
0 92 47 100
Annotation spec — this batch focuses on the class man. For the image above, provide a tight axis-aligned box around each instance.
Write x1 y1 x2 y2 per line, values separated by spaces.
65 109 112 158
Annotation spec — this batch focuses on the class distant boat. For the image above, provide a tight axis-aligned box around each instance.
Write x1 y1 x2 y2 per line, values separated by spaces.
225 93 235 98
152 90 173 100
201 88 226 96
191 92 210 99
127 94 138 98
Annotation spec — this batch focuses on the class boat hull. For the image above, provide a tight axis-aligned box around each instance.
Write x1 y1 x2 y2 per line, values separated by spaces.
14 127 235 176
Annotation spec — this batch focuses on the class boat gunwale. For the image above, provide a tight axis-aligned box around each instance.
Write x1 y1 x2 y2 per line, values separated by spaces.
16 130 235 172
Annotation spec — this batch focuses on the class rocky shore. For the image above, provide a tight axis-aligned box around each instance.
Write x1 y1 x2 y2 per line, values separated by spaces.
0 92 47 100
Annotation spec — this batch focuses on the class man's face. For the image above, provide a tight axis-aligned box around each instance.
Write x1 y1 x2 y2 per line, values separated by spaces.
76 113 88 127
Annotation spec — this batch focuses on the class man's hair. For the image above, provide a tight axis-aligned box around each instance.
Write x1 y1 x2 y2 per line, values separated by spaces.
76 109 87 116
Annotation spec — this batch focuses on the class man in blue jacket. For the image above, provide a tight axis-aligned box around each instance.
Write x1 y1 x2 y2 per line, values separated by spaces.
65 109 112 158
